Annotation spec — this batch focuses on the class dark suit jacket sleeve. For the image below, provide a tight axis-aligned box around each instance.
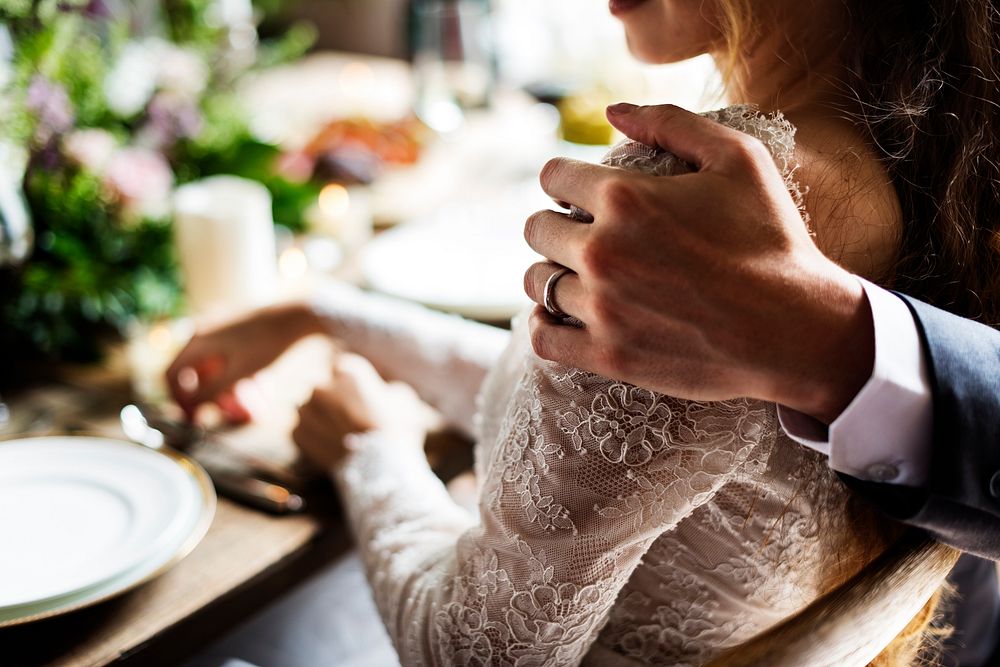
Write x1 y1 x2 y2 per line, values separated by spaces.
841 295 1000 560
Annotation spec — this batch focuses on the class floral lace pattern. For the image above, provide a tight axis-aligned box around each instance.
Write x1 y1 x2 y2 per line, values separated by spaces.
557 380 677 466
593 430 874 667
435 539 614 667
330 106 886 667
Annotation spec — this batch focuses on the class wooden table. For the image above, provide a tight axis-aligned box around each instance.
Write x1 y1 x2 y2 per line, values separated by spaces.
0 336 472 667
0 338 474 667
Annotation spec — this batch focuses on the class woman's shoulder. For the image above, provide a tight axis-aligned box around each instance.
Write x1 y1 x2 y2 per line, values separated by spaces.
781 109 903 282
703 104 901 283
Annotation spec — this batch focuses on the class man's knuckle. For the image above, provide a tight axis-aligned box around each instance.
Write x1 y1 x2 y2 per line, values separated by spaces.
589 294 621 329
727 135 771 168
583 228 629 281
601 177 637 216
651 103 681 126
580 239 612 277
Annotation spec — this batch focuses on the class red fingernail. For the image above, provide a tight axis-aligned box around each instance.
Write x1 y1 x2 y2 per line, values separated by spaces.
607 103 638 115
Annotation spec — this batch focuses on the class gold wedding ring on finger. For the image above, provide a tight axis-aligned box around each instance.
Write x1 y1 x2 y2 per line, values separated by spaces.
543 267 573 319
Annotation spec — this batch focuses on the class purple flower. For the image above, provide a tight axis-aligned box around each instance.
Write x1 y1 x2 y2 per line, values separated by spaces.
26 77 75 139
84 0 113 19
30 141 63 172
57 0 113 19
137 93 204 149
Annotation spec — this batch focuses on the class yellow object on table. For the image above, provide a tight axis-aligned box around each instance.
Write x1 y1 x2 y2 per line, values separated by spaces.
558 93 616 146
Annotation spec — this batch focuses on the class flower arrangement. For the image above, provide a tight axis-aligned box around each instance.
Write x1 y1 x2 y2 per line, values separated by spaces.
0 0 317 375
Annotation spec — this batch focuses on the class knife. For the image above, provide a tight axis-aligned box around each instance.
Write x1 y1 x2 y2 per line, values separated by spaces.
120 404 306 515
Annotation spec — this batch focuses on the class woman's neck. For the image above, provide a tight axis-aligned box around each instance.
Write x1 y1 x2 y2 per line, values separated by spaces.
715 1 852 114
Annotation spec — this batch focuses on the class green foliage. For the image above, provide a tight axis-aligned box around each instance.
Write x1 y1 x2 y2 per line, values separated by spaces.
2 165 182 363
256 19 316 68
0 0 317 369
0 0 35 20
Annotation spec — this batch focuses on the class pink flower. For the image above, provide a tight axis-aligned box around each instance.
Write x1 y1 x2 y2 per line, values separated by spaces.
103 147 174 220
63 129 117 173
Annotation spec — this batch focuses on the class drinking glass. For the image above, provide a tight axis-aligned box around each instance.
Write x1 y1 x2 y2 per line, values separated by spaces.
0 142 32 267
412 0 496 133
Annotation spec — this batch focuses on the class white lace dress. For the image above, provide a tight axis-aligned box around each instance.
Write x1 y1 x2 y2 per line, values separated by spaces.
314 106 890 667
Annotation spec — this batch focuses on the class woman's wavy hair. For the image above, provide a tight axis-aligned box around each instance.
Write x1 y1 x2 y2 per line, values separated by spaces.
714 0 1000 664
721 0 1000 325
844 0 1000 325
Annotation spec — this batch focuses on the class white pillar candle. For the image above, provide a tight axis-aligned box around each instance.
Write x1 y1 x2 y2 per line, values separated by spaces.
173 175 278 316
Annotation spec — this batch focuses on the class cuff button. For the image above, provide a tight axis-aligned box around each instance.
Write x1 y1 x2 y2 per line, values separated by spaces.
866 463 900 483
989 471 1000 499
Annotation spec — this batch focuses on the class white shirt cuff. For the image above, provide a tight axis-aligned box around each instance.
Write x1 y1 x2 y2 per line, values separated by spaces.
778 279 933 487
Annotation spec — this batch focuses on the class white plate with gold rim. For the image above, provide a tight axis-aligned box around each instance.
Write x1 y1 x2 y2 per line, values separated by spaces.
0 435 215 626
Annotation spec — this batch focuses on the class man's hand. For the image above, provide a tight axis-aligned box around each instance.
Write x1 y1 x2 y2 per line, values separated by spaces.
523 103 875 424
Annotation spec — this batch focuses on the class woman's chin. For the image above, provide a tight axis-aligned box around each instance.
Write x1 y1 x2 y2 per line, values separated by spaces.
625 37 693 65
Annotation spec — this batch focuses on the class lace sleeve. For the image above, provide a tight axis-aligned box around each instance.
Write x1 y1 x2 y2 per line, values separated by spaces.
334 104 795 666
310 280 510 439
333 320 776 667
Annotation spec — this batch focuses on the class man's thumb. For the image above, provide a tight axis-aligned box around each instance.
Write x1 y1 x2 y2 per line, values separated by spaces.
606 103 735 169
